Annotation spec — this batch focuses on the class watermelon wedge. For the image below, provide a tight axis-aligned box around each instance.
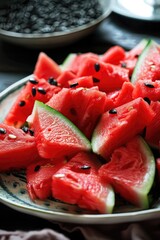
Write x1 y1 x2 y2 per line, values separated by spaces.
26 158 66 200
99 136 155 209
0 123 38 172
34 52 62 80
131 40 160 84
52 152 115 213
27 101 91 159
91 97 155 159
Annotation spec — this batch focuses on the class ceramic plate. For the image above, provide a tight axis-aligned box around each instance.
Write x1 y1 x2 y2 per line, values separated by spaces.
0 75 160 225
0 0 111 48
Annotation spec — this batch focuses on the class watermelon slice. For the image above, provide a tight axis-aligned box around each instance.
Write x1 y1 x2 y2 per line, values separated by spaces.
27 101 91 159
77 57 130 93
99 136 155 209
34 52 62 80
26 158 66 200
145 101 160 148
100 45 126 65
0 123 38 172
132 80 160 102
46 87 108 139
4 77 61 128
131 40 160 84
52 152 115 213
91 97 155 159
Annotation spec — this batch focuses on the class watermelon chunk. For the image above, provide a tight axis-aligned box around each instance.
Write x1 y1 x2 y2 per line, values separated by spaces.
145 101 160 148
27 101 91 159
0 123 38 172
47 87 108 139
100 45 126 65
99 136 155 209
34 52 62 80
62 52 99 74
77 57 130 93
4 77 61 128
91 97 155 159
52 152 115 213
132 80 160 102
26 158 66 200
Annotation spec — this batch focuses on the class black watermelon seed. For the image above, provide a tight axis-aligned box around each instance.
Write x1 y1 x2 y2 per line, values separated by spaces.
19 100 26 107
80 165 91 170
143 97 151 105
21 126 29 133
70 107 77 115
109 109 117 114
0 128 6 134
92 77 100 83
29 129 34 136
37 87 47 94
29 78 39 84
32 87 36 97
94 63 100 72
34 165 41 172
144 83 155 88
121 62 127 68
48 77 58 86
69 82 79 88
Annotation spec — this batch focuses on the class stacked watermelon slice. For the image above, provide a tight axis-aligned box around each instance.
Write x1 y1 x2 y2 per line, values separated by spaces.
1 39 160 214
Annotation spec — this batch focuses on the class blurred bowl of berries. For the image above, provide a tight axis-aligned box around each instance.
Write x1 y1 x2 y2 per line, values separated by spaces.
0 0 112 48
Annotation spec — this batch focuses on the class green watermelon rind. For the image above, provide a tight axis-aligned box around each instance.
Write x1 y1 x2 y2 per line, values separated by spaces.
104 184 115 214
27 100 91 151
131 39 158 84
61 53 77 71
131 136 155 209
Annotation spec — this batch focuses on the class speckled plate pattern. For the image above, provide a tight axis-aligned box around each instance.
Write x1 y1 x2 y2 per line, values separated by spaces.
0 75 160 224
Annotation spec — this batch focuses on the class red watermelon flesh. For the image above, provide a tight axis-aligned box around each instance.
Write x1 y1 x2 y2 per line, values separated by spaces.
0 123 38 172
120 39 148 77
145 101 160 148
52 152 115 213
92 97 155 159
111 82 134 108
34 52 62 80
27 101 91 159
4 77 61 128
100 45 126 65
68 76 94 89
125 39 148 60
77 57 130 93
63 52 99 74
47 87 109 139
26 158 66 200
99 136 155 208
131 40 160 84
132 80 160 102
56 70 76 88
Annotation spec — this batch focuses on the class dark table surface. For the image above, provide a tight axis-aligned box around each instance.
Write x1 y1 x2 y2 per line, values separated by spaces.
0 12 160 239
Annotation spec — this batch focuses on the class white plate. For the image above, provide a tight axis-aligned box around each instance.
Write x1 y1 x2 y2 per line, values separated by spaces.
0 75 160 225
0 0 112 48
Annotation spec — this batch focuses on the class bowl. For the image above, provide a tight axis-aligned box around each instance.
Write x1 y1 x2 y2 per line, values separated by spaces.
0 0 112 48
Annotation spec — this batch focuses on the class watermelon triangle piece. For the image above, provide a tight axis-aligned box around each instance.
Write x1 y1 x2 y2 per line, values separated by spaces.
52 152 115 213
34 52 62 80
27 101 91 159
99 136 155 209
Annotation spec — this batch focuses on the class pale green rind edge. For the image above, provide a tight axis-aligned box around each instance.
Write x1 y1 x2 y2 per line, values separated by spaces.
132 137 155 209
105 185 115 214
27 100 91 151
61 53 77 71
131 39 158 84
